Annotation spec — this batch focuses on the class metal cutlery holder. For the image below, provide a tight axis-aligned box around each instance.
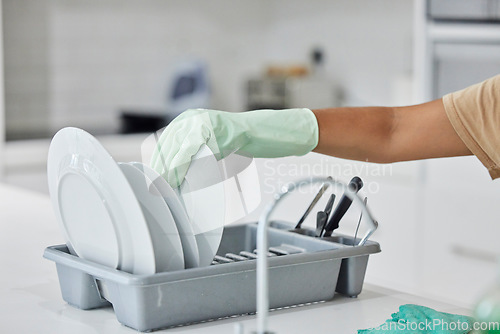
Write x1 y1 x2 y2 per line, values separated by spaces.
43 222 380 332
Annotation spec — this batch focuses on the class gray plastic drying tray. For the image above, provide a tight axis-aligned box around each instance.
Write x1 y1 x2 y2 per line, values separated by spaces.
43 222 380 332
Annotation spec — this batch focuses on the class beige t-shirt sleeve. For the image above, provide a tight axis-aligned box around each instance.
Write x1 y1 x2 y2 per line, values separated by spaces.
443 74 500 179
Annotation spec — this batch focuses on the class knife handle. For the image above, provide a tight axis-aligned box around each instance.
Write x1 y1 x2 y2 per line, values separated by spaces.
315 211 328 237
322 176 363 237
324 193 336 218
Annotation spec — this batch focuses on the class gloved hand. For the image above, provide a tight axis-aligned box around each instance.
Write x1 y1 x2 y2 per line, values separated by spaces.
150 108 319 187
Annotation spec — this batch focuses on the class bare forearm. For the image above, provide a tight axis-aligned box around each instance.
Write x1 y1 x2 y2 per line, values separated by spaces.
312 106 396 162
312 99 471 163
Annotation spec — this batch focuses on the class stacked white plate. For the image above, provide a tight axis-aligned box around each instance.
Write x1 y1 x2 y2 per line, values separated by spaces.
47 127 225 274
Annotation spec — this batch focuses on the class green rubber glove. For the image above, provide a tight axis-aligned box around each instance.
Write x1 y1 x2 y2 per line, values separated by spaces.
150 108 319 187
358 304 475 334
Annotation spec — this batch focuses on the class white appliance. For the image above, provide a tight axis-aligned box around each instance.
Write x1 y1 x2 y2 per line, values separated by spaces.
166 58 211 118
428 0 500 21
246 76 338 110
414 0 500 101
246 48 339 111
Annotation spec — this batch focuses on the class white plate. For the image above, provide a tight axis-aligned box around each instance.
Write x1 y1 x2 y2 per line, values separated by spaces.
179 144 225 267
119 163 184 272
47 127 156 274
218 154 261 225
130 162 200 269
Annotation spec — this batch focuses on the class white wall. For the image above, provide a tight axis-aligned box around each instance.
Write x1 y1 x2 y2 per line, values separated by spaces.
47 0 273 134
3 0 414 139
265 0 414 106
3 0 50 139
0 0 5 177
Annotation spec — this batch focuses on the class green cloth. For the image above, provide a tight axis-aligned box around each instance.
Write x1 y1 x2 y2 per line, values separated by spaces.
150 108 318 187
358 304 475 334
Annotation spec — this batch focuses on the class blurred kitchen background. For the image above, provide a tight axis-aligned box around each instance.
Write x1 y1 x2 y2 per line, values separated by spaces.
1 0 500 311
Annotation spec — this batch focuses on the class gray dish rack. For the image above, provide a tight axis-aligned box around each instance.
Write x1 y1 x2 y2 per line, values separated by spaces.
44 221 380 332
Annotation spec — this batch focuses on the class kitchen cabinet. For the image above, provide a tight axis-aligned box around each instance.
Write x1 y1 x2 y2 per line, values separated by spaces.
412 0 500 308
420 157 500 307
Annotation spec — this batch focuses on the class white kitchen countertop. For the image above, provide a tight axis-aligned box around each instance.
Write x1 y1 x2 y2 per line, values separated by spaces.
0 183 471 334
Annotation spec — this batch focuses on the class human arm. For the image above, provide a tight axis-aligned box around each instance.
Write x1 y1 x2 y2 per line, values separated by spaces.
151 99 472 187
312 98 472 163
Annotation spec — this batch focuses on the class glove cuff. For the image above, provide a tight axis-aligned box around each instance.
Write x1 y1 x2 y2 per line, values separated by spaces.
299 108 319 155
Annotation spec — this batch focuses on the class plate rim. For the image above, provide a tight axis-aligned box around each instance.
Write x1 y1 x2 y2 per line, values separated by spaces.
129 162 200 269
179 144 225 267
47 127 156 274
119 162 185 272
